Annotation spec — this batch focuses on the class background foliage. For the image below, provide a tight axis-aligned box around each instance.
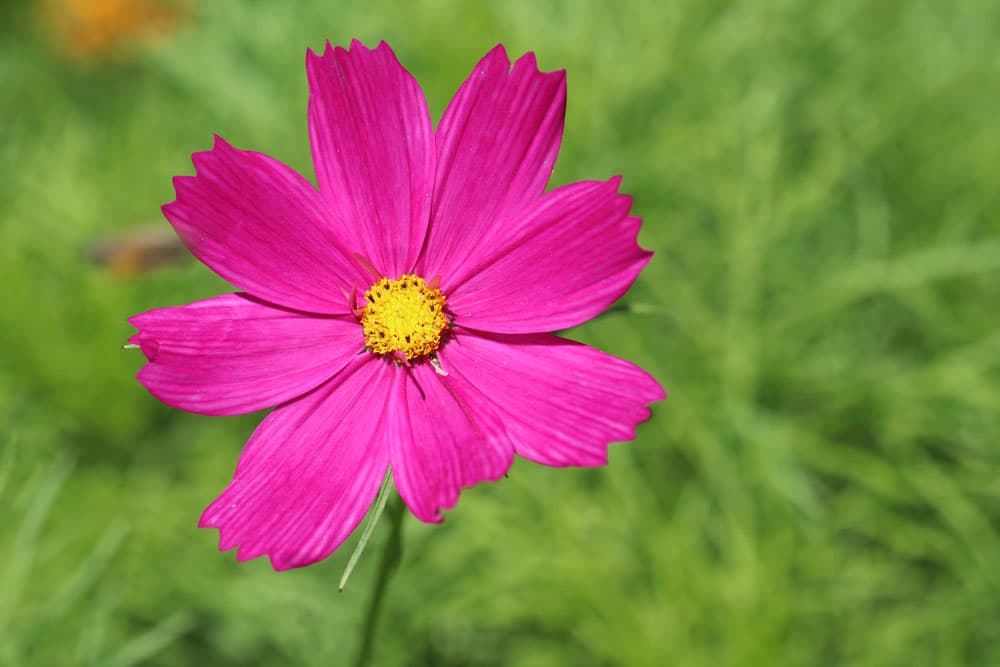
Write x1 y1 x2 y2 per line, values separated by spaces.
2 0 999 665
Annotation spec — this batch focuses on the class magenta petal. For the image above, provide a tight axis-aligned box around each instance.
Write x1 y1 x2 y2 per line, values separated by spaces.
307 40 435 278
387 363 514 523
417 45 566 284
164 136 367 314
199 356 392 571
447 177 651 333
128 293 361 416
440 332 665 467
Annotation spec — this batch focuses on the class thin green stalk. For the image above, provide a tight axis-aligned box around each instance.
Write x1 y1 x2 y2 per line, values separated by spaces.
340 472 394 591
351 493 405 667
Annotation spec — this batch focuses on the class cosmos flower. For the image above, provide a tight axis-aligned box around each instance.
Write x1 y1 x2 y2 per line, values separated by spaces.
39 0 186 61
129 40 665 570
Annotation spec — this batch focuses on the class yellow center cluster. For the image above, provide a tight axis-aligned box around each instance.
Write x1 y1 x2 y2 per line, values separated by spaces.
361 274 448 361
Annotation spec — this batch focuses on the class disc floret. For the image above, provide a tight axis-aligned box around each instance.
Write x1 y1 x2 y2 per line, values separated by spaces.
361 274 448 361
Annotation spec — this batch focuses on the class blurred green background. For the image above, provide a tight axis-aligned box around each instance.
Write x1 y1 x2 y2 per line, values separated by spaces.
3 0 1000 665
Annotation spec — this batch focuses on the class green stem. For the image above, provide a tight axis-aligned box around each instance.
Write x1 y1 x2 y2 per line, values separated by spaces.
352 493 405 667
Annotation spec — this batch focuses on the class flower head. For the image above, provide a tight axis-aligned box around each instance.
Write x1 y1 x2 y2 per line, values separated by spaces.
39 0 186 61
129 40 665 570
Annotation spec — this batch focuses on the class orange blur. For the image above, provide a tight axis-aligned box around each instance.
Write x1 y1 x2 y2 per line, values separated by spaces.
39 0 190 59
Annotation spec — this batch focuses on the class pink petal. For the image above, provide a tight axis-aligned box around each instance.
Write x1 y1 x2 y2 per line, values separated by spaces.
387 363 514 523
129 293 362 416
307 40 435 278
446 177 651 333
199 356 392 571
164 136 367 315
439 331 665 467
416 45 566 285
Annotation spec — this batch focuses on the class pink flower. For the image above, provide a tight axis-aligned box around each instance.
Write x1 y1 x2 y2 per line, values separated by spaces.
129 40 665 570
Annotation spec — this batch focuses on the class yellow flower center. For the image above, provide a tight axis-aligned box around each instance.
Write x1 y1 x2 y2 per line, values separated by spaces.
361 274 448 361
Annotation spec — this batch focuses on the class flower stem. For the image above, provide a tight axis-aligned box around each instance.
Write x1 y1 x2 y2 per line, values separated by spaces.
340 471 394 591
352 493 405 667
